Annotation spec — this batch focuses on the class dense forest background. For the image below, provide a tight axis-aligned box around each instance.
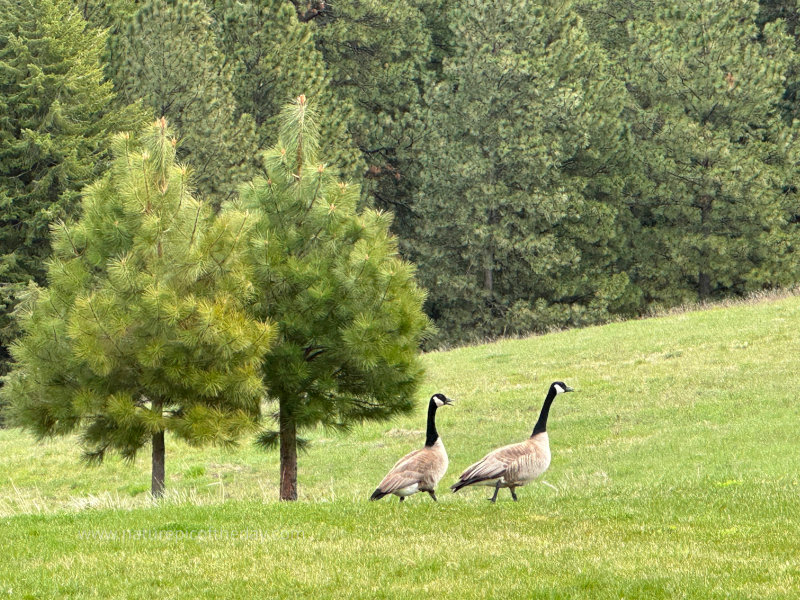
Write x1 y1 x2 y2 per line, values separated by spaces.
3 0 800 373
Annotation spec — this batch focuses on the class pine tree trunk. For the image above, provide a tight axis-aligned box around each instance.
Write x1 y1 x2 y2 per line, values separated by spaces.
484 206 496 297
484 245 494 295
698 195 712 301
279 413 298 501
151 430 165 499
698 271 711 301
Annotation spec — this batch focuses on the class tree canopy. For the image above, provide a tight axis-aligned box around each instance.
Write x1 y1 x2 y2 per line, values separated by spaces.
0 0 145 393
3 0 800 366
410 0 638 345
230 96 431 500
3 118 273 496
626 0 799 303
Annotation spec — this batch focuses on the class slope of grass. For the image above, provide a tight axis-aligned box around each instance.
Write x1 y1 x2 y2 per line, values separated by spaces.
2 295 800 598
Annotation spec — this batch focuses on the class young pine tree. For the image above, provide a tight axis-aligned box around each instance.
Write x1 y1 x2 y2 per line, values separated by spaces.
230 96 430 501
0 0 145 394
2 119 273 497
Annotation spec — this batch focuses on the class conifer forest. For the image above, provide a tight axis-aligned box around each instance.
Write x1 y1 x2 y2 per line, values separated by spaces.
3 6 800 598
2 0 800 500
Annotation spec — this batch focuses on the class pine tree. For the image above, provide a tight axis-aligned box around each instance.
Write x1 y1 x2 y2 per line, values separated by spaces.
576 0 655 59
308 0 440 230
110 0 259 207
231 96 430 501
2 119 273 497
757 0 800 126
626 0 799 303
208 0 361 178
0 0 145 402
411 0 636 346
74 0 139 28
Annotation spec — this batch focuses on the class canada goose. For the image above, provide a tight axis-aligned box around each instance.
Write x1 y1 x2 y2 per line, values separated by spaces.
370 393 454 502
451 381 573 502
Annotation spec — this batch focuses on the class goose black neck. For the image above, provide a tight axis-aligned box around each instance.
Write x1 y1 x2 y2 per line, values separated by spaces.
532 388 557 436
425 400 440 447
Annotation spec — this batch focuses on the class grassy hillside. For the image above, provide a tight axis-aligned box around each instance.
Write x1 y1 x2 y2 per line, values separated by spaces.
2 294 800 598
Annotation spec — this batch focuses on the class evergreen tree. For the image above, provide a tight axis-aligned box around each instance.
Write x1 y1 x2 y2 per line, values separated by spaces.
626 0 799 303
208 0 361 178
757 0 800 125
758 0 800 35
2 119 273 497
576 0 655 59
231 96 430 501
411 0 636 346
110 0 259 206
308 0 440 231
0 0 145 400
74 0 139 28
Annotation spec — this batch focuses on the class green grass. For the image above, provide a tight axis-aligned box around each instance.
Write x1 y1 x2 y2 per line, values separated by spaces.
2 294 800 598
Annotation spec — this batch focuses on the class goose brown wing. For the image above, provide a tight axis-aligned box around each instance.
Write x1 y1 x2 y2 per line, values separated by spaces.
374 448 426 494
454 441 531 487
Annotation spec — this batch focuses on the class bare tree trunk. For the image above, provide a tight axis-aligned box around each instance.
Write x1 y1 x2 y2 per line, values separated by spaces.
279 414 298 501
151 399 165 498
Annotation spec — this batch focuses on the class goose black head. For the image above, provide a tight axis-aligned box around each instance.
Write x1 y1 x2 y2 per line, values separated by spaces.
431 393 454 407
551 381 574 395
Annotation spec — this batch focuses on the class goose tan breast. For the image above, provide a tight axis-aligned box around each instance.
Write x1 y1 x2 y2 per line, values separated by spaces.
420 438 449 489
505 435 551 485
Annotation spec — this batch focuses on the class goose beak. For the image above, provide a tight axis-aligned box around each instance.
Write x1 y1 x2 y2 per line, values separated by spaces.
443 397 455 405
564 385 574 393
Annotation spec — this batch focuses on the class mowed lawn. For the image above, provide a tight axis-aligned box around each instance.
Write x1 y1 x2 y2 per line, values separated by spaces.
2 294 800 598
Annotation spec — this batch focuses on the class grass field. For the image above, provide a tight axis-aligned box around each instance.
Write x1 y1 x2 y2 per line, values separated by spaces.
2 294 800 598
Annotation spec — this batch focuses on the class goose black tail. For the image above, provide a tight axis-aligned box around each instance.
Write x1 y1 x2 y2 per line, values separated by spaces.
451 477 491 493
370 488 389 501
450 480 469 493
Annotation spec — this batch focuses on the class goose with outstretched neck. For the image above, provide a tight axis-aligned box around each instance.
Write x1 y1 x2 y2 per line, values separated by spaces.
451 382 573 502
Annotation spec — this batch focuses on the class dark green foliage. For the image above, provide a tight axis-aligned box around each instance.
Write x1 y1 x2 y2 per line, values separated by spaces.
757 0 800 125
410 0 637 346
208 0 360 178
4 0 800 363
2 119 273 494
758 0 800 35
74 0 140 28
110 0 259 206
230 96 430 499
0 0 145 402
309 0 441 226
626 0 799 303
576 0 655 58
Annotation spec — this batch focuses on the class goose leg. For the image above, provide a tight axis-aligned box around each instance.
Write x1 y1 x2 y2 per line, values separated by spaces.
399 496 405 503
510 487 518 502
488 480 501 503
428 491 438 502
